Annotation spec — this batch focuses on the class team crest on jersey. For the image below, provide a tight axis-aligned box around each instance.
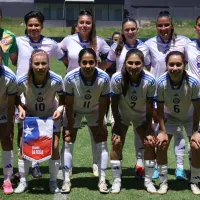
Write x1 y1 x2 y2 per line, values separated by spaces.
1 38 7 45
196 55 200 69
173 98 180 104
131 95 137 101
85 94 92 100
36 96 44 102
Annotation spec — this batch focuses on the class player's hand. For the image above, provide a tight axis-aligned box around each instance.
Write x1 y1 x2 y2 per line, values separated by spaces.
64 128 75 143
19 109 26 120
190 132 200 150
52 110 61 120
156 132 168 149
112 134 122 147
144 135 156 147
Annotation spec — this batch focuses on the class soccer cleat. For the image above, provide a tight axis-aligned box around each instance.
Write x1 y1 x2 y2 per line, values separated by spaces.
2 181 13 194
175 168 185 180
157 182 168 194
14 181 28 194
32 166 42 178
92 163 99 177
61 180 71 193
145 181 157 194
98 180 109 194
111 178 121 194
49 181 60 193
135 165 144 180
152 168 159 179
191 183 200 195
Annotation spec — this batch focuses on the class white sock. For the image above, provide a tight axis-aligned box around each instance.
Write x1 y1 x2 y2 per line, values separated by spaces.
134 132 144 167
110 160 121 182
153 122 159 135
60 142 65 169
174 133 185 169
32 160 39 168
188 142 192 170
144 160 155 184
18 159 30 182
49 159 60 182
2 150 14 182
96 142 108 182
190 165 200 184
89 127 98 164
158 164 168 184
63 142 73 181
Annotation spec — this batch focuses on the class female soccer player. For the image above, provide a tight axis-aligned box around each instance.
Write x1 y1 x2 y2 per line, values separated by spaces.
145 11 191 179
15 49 65 194
110 49 156 194
99 18 151 179
16 11 67 178
156 51 200 194
62 48 110 194
0 46 17 194
60 9 110 178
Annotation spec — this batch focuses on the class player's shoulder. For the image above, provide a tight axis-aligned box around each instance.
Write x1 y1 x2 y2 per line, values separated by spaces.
0 65 16 81
142 70 156 84
49 71 63 83
42 36 58 45
17 73 28 85
96 68 110 82
186 71 200 86
65 68 80 82
145 36 157 45
157 72 169 86
112 71 122 83
3 29 16 37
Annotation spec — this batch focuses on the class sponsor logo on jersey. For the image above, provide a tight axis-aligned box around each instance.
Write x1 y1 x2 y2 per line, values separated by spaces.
173 98 180 104
174 93 178 96
38 92 42 95
86 90 91 93
85 94 92 100
36 96 44 102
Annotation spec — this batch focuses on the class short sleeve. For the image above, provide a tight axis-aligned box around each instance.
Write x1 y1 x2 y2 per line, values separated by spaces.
147 79 156 99
110 73 122 96
52 41 65 61
106 43 117 63
59 37 68 52
99 38 110 55
156 82 165 103
100 77 110 97
56 79 65 96
191 81 200 101
63 75 74 96
7 78 17 95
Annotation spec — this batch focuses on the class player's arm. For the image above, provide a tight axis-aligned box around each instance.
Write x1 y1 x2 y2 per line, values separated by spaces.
192 100 200 135
65 95 74 130
98 96 109 127
98 60 113 70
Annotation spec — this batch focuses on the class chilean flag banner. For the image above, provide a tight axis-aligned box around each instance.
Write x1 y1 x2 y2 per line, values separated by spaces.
22 117 53 163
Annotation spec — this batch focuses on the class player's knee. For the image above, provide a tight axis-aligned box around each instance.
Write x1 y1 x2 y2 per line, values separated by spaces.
190 141 200 151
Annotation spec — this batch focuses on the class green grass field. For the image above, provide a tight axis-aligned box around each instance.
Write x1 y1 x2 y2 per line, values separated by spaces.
0 59 197 200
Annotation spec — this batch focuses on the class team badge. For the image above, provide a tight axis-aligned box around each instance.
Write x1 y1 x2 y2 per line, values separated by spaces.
131 95 137 101
36 96 44 102
173 98 180 104
85 94 92 100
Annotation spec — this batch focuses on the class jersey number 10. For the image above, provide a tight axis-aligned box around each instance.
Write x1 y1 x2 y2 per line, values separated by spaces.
35 103 45 111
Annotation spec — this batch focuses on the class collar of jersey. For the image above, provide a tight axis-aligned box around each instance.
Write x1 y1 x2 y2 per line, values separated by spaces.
129 70 144 87
167 71 185 90
32 71 48 88
80 68 97 86
78 33 89 43
158 35 172 44
125 39 139 48
196 39 200 49
28 35 44 43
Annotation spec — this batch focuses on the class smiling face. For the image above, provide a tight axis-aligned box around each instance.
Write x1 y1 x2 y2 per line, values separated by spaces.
122 21 138 41
31 53 49 78
156 16 173 41
125 54 143 77
80 53 96 80
167 55 185 83
77 15 93 39
26 17 42 41
194 18 200 39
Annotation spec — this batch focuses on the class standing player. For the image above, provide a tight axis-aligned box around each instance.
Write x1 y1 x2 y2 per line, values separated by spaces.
156 51 200 194
15 49 64 194
0 7 18 66
59 9 110 177
0 46 17 194
62 48 110 193
99 18 151 179
145 11 190 180
110 49 156 194
16 11 67 178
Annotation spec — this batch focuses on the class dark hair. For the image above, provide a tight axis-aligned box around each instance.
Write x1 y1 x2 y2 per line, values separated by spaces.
156 10 176 43
196 16 200 25
24 11 45 26
28 49 49 86
115 18 138 56
71 23 78 35
0 7 2 18
78 10 97 51
78 48 97 65
121 49 144 96
112 32 120 40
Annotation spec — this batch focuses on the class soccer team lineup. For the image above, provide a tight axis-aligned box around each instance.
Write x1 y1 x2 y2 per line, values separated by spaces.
1 5 200 199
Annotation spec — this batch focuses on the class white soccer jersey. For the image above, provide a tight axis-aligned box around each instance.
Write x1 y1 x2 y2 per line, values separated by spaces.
16 36 65 77
145 35 190 79
111 70 156 120
64 67 110 113
59 33 110 73
0 65 17 122
186 40 200 77
107 39 151 72
157 71 200 121
17 71 64 117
